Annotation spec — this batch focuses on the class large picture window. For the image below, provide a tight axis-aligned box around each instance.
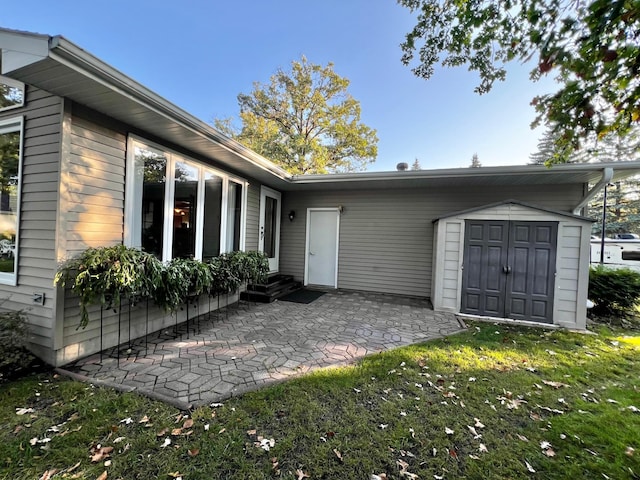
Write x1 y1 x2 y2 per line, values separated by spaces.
126 137 246 261
0 117 23 285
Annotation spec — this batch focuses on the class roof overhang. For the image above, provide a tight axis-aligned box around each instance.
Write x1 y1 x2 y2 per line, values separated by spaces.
2 28 640 195
0 28 292 189
284 162 640 191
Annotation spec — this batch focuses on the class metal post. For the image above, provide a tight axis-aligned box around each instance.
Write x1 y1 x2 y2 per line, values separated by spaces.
600 184 608 264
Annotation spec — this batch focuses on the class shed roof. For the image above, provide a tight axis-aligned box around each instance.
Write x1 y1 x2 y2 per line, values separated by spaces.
433 199 595 223
2 27 640 193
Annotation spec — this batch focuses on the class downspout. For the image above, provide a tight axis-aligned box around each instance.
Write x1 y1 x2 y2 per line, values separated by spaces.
572 167 614 215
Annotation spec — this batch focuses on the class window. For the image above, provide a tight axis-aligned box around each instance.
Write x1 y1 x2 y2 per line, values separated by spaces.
125 137 246 261
0 76 25 112
0 117 23 285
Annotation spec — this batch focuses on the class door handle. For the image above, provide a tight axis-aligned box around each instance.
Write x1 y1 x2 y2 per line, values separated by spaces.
503 265 511 274
310 252 315 255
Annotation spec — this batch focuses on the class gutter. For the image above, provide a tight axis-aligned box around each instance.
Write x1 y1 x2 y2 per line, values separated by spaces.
572 167 613 215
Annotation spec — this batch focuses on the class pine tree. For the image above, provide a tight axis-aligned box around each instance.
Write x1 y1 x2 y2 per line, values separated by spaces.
469 153 481 168
411 158 421 170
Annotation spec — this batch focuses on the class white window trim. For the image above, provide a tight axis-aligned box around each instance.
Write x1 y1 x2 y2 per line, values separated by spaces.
0 76 25 113
124 134 248 261
0 116 24 286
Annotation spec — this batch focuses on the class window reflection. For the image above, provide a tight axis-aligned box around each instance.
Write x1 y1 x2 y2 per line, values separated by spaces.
226 181 243 252
203 171 222 259
172 161 199 258
135 146 167 258
0 129 19 274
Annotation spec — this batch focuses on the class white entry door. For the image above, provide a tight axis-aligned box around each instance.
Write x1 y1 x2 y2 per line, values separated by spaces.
259 187 281 273
305 208 340 287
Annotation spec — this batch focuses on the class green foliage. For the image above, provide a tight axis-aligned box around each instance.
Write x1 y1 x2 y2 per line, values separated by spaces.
216 57 378 174
399 0 640 161
55 245 163 328
0 310 32 378
56 246 270 327
589 265 640 317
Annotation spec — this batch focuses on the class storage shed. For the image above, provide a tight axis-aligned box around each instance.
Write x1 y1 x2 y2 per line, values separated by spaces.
431 200 593 329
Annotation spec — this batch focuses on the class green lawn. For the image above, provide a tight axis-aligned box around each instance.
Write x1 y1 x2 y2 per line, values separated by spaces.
1 322 639 479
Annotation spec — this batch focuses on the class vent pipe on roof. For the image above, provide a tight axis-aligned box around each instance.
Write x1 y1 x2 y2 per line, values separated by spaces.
396 162 409 171
573 167 614 215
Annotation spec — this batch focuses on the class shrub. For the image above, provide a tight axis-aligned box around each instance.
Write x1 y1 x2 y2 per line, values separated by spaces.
0 310 33 378
588 265 640 318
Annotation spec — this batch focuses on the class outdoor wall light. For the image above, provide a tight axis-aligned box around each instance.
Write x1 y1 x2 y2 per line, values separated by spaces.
288 210 296 222
338 205 344 214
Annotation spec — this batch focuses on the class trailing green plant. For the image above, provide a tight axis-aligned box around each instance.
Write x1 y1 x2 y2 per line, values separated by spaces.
0 310 33 379
589 265 640 318
227 250 269 284
55 245 163 328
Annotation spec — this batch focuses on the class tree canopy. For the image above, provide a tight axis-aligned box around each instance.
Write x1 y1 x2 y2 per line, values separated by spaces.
398 0 640 161
216 57 378 175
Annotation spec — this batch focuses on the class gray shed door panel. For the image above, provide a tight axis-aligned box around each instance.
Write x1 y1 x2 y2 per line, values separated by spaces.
462 221 557 323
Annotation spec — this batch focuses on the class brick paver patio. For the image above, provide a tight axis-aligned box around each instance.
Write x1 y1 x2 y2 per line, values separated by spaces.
66 290 464 408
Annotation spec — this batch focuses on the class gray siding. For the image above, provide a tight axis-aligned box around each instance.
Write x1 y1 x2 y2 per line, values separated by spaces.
280 184 584 298
0 86 62 362
56 106 270 364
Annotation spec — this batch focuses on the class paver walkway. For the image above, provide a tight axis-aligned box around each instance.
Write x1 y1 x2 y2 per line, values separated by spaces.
67 290 464 408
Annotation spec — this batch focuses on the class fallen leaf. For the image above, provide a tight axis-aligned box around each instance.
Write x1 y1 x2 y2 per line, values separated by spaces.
171 428 183 436
544 448 556 457
91 446 114 463
467 425 481 438
517 434 529 442
218 428 226 434
445 427 454 435
626 446 635 457
479 443 488 453
96 472 107 480
104 460 112 467
297 469 310 479
474 418 485 429
525 460 536 473
157 428 168 437
540 441 552 450
39 469 58 480
210 402 223 407
371 474 388 480
543 380 569 389
16 408 35 416
138 415 150 423
183 419 194 429
333 448 343 462
188 448 200 457
449 448 459 460
379 424 388 429
160 438 171 448
246 429 257 436
627 406 639 413
120 417 133 425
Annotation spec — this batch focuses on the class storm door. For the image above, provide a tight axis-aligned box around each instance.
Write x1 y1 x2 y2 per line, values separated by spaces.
461 220 557 323
259 186 281 273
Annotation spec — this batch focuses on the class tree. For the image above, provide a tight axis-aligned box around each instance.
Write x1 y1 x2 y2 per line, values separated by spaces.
530 123 640 235
411 158 422 170
398 0 640 162
469 153 481 168
216 57 378 174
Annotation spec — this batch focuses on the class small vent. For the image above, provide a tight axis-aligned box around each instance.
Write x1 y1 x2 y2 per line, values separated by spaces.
396 162 409 171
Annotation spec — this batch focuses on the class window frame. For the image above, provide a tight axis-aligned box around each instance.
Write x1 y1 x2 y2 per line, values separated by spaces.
124 135 248 261
0 76 25 113
0 116 24 286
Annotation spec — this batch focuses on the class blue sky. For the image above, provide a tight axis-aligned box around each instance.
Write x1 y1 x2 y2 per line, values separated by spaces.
2 1 557 171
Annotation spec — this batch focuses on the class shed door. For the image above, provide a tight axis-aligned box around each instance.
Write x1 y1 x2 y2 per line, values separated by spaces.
461 221 557 323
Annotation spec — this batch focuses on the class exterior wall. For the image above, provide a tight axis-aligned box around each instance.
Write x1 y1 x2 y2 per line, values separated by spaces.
280 184 584 298
245 182 260 251
0 86 62 363
432 203 591 329
54 104 268 365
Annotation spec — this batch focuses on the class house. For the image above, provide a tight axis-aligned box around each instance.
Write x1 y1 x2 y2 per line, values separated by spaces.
1 27 639 366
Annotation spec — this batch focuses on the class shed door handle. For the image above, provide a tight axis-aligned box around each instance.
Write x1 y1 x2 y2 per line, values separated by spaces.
503 265 511 274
